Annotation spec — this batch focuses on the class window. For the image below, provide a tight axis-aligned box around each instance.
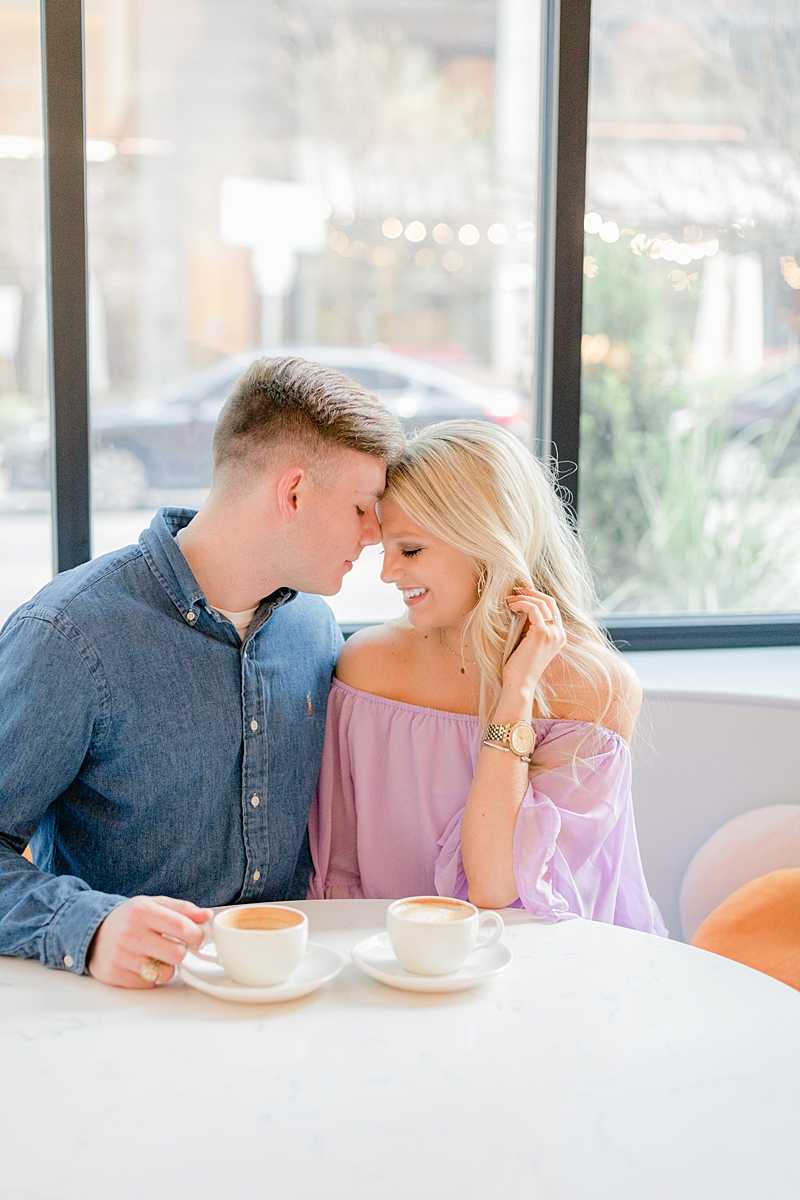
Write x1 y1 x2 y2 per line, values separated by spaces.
0 0 50 623
81 0 539 623
8 0 800 647
580 2 800 621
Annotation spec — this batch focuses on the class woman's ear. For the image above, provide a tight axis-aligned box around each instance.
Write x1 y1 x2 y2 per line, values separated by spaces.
476 564 488 596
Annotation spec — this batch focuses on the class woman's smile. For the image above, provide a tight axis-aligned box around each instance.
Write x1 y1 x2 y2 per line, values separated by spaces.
400 586 429 606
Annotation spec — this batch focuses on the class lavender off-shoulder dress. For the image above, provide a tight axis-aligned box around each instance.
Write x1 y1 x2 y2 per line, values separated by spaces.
308 680 667 935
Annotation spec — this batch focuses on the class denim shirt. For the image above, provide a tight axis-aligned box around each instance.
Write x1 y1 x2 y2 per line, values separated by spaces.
0 508 342 974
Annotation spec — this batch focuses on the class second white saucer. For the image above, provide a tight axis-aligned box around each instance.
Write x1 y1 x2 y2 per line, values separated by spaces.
179 942 343 1004
351 931 513 993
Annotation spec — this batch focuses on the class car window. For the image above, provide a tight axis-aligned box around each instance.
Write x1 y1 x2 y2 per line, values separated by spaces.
337 367 410 392
201 375 239 402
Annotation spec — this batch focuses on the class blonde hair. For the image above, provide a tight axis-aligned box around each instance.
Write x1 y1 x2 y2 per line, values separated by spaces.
385 420 616 729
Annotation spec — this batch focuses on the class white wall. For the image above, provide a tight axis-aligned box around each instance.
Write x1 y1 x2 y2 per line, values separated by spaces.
625 648 800 940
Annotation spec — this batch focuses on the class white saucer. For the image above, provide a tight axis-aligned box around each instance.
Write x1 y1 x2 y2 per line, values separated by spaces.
179 943 344 1004
351 932 513 993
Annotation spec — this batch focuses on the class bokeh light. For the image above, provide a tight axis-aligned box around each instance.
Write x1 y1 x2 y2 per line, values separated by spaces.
599 221 620 243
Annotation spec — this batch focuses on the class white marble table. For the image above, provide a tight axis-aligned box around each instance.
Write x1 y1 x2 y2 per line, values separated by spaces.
1 900 799 1200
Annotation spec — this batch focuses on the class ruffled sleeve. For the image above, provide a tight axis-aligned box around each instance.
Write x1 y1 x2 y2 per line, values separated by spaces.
434 722 667 935
307 685 363 899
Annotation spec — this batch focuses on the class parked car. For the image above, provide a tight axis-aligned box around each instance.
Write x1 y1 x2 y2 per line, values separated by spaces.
2 347 528 508
727 365 800 469
729 365 800 430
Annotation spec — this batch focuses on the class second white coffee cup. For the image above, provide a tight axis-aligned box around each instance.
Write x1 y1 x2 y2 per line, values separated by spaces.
194 904 308 986
387 896 504 975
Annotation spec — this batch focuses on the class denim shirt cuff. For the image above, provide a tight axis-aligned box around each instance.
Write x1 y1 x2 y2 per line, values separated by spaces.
43 889 128 975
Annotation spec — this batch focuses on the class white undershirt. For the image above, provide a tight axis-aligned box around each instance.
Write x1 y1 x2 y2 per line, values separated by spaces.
213 605 258 640
175 528 257 639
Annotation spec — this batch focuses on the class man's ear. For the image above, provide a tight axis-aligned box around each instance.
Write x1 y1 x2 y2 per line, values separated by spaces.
276 466 309 524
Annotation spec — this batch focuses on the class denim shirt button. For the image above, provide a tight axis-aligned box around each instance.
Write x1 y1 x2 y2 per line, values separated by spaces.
251 794 260 807
250 719 258 731
63 954 74 968
186 611 196 622
252 869 261 881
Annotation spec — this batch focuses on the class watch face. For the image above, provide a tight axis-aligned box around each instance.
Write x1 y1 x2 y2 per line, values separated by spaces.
509 723 536 756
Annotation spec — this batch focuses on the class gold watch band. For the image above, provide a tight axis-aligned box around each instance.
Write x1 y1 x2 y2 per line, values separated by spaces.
485 723 512 744
483 720 536 762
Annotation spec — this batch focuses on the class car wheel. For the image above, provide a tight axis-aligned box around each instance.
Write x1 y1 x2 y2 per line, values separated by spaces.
92 447 149 510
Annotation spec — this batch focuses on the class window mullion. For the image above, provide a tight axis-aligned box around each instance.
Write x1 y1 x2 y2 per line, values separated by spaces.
534 0 592 515
40 0 91 574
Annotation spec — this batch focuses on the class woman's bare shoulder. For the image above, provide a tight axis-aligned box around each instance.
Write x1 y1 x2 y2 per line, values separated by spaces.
335 623 420 694
545 648 642 741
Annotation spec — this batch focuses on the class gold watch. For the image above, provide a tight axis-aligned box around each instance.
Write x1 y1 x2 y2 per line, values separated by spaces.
483 720 536 762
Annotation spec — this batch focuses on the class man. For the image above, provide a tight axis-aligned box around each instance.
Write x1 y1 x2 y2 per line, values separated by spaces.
0 357 404 988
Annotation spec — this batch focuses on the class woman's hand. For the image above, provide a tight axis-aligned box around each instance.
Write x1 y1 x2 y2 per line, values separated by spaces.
502 587 566 698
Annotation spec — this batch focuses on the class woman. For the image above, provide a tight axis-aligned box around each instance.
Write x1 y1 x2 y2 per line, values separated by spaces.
309 421 666 934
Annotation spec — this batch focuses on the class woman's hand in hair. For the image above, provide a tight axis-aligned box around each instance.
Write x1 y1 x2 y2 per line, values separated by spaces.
502 588 567 698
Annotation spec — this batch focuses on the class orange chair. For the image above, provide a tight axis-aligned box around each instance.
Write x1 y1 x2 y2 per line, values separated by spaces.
691 868 800 991
680 804 800 941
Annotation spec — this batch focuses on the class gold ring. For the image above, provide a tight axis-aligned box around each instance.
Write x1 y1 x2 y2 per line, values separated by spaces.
140 957 165 984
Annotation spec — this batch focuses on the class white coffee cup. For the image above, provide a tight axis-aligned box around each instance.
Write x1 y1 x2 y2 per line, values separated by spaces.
386 896 504 976
194 904 308 986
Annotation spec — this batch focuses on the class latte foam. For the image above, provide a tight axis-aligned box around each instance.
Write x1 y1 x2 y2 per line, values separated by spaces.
220 905 303 931
394 900 470 924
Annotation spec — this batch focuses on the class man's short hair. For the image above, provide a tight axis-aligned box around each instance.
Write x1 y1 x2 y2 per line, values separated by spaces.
212 356 405 479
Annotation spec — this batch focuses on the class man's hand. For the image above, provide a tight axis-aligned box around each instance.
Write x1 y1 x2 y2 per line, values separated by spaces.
87 895 213 989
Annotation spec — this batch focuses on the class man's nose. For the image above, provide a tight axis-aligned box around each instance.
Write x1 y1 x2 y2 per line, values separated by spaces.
360 509 382 547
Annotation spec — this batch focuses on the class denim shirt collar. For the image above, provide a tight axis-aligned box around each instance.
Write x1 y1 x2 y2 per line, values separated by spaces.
139 507 296 640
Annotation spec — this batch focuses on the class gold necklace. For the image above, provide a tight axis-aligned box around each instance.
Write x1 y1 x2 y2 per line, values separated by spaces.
438 628 477 674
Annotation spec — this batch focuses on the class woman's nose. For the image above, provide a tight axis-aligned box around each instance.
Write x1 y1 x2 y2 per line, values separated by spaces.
380 550 401 583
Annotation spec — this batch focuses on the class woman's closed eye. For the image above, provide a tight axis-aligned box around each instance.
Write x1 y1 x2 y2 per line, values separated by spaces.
401 547 422 558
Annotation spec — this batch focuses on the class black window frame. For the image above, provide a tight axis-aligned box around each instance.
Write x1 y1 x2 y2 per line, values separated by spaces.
38 0 800 652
